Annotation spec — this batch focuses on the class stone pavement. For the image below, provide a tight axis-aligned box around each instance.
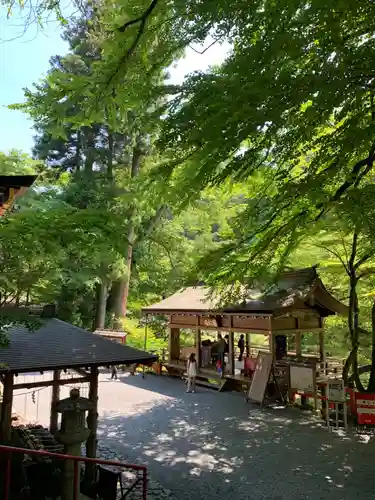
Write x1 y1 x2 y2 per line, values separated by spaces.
96 442 176 500
13 371 375 500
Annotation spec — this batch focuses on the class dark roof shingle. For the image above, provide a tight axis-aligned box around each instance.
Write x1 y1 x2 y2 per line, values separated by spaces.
0 318 157 374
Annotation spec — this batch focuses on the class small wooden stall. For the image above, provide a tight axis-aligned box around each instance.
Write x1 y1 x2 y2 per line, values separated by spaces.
0 308 157 493
142 268 347 396
94 329 128 345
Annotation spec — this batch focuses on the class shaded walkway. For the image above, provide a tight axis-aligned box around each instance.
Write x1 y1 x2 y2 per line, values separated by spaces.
98 374 375 500
12 371 375 500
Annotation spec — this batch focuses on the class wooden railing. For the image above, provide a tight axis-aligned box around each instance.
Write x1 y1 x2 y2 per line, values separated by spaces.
0 444 147 500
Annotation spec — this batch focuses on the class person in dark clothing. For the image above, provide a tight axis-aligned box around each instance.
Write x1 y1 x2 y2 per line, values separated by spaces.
111 365 118 380
238 334 245 361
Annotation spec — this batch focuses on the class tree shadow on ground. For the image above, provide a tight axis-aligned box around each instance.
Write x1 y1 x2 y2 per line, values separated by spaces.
97 374 375 500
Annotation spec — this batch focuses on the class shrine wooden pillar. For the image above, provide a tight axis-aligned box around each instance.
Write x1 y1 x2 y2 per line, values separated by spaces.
50 369 61 435
0 373 14 442
319 330 326 373
268 317 275 358
195 328 202 370
168 328 180 363
85 366 99 483
268 333 274 357
246 333 251 357
228 331 235 375
295 332 302 357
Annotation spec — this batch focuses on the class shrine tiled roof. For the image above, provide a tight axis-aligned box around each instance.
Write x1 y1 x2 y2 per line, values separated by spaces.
0 318 157 374
142 267 348 317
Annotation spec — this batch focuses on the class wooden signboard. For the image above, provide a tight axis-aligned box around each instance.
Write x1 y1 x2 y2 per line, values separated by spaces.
246 352 273 404
289 362 317 409
200 317 218 328
290 364 315 393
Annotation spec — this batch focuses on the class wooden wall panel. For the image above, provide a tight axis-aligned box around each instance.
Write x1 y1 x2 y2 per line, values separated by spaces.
199 316 231 328
171 314 197 325
297 315 321 329
271 316 297 331
232 316 269 331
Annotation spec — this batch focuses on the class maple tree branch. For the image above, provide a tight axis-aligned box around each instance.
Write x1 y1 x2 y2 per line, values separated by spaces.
106 0 159 88
188 37 224 55
314 145 375 221
117 0 158 33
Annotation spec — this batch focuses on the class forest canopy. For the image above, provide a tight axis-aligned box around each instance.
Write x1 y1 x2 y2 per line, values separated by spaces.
2 0 375 389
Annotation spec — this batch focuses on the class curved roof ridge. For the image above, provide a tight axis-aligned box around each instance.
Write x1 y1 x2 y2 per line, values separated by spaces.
142 267 347 317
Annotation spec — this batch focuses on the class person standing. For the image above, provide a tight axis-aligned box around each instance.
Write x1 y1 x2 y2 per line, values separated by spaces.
111 365 118 380
238 334 245 361
186 353 197 393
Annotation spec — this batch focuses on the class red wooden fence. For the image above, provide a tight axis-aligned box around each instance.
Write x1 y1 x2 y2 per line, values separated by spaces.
0 444 147 500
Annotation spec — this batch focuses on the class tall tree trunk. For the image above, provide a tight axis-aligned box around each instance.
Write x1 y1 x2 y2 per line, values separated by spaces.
95 281 108 330
121 229 134 317
107 132 114 182
75 129 81 172
343 230 366 391
112 142 143 325
84 128 95 173
367 301 375 392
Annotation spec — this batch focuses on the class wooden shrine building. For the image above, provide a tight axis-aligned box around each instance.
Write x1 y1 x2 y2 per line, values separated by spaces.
0 175 36 217
0 311 157 475
142 268 348 384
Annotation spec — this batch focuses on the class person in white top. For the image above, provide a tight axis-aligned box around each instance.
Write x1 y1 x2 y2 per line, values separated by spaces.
186 353 197 393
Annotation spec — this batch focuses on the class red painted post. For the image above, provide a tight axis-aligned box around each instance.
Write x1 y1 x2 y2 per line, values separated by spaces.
0 444 147 499
4 455 11 500
142 467 148 500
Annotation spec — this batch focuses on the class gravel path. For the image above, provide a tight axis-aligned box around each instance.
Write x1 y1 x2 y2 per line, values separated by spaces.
12 371 375 500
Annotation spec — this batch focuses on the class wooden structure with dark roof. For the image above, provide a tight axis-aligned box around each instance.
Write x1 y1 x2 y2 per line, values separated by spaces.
142 268 347 383
0 175 36 217
0 313 157 478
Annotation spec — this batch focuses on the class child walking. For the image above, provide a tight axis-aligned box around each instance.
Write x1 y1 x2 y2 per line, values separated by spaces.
186 353 197 393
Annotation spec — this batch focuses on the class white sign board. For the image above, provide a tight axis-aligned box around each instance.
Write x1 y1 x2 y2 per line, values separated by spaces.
327 379 345 402
290 364 315 393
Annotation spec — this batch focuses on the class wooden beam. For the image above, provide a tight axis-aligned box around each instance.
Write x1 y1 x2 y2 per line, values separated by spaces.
167 323 271 334
196 328 202 370
319 330 326 372
228 331 235 376
270 328 323 334
246 333 250 357
50 370 61 435
13 375 91 391
169 328 180 362
295 332 302 357
86 366 99 483
0 373 14 441
268 317 274 358
164 312 273 319
268 333 274 356
167 322 324 334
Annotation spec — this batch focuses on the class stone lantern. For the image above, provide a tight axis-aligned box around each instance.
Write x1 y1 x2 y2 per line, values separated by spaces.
55 388 94 500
